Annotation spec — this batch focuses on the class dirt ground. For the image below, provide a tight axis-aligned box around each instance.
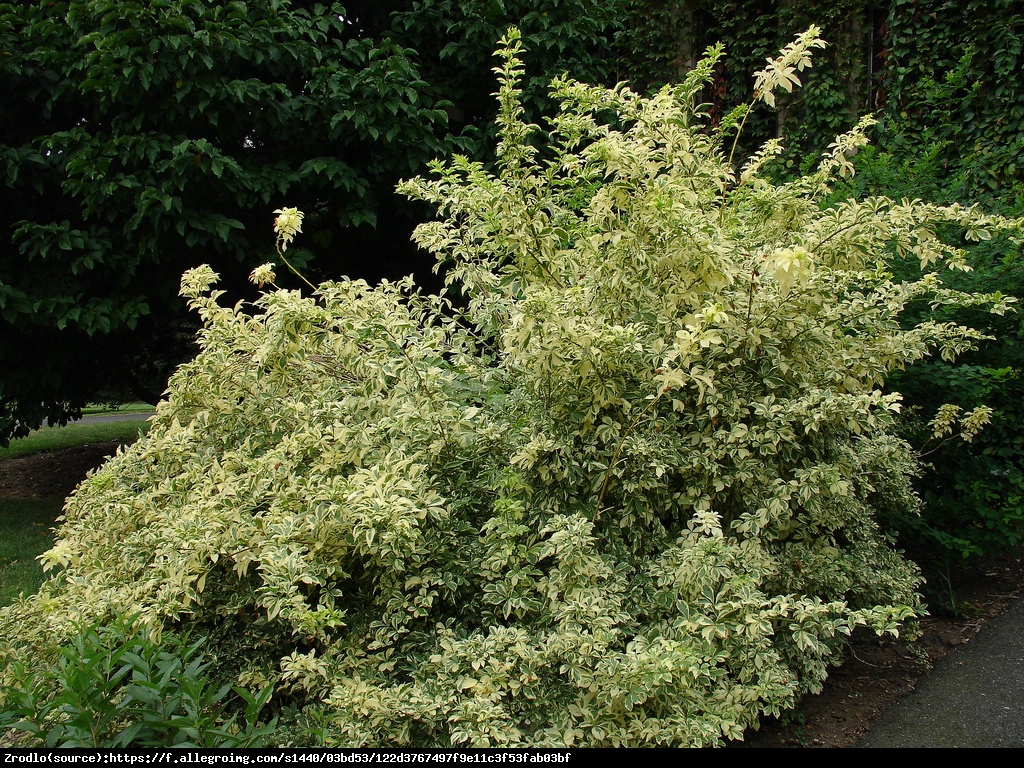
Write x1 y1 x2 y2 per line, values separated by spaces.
0 441 129 500
2 441 1022 748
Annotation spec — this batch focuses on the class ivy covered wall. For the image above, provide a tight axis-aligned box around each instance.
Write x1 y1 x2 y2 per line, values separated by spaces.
881 0 1023 204
620 0 1023 203
620 1 880 160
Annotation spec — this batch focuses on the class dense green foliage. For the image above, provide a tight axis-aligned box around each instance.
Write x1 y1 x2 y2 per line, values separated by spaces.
4 31 1017 746
2 0 429 438
622 1 1023 194
881 0 1024 203
7 1 1023 573
620 0 879 161
835 144 1024 566
1 615 276 747
843 1 1024 567
0 0 625 444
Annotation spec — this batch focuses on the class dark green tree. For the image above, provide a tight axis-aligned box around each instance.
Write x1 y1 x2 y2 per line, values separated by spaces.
0 0 625 443
0 0 444 440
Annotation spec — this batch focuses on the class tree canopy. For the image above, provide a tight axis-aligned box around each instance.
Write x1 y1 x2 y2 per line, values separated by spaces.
0 0 624 443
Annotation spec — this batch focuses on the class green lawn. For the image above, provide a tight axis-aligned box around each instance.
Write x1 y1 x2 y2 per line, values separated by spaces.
1 418 152 606
0 497 64 607
0 420 152 461
81 402 155 416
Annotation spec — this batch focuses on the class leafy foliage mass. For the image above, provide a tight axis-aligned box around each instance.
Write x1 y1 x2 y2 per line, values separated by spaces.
1 615 275 747
837 136 1024 567
840 0 1024 567
881 0 1024 203
619 0 880 160
2 31 1018 747
2 0 435 438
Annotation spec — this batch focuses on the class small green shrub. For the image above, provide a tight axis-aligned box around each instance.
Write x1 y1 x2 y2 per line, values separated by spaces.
0 615 275 747
1 29 1019 747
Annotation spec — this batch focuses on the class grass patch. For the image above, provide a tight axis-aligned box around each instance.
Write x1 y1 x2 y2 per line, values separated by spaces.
0 497 63 607
0 421 152 461
0 420 152 604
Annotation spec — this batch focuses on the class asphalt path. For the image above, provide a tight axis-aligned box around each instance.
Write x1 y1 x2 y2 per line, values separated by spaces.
859 593 1024 747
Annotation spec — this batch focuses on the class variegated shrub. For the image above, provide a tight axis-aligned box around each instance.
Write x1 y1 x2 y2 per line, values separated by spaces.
2 29 1017 747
